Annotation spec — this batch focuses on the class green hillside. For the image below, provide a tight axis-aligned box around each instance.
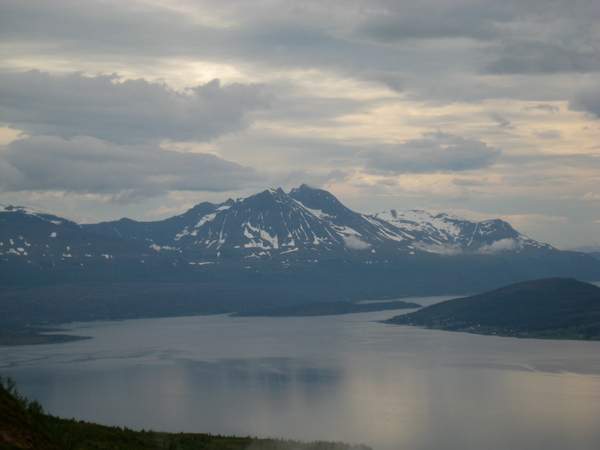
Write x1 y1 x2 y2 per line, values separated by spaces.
0 377 371 450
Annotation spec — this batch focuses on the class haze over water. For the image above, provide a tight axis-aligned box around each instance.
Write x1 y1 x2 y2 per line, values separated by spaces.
2 297 599 450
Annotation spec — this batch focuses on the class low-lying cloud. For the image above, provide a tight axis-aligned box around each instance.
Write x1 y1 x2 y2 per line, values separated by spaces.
413 242 463 255
343 235 371 250
477 238 518 253
414 238 520 255
361 132 500 174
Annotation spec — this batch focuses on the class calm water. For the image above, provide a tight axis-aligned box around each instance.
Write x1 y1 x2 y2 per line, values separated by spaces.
1 297 599 450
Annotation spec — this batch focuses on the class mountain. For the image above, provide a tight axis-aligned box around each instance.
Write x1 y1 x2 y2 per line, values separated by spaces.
569 244 600 262
0 205 182 285
83 184 416 261
2 185 600 320
83 183 566 261
373 209 550 254
81 184 600 290
386 278 600 340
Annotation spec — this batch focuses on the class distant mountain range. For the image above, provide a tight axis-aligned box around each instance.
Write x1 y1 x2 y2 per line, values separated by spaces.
386 278 600 340
81 183 554 260
1 185 599 314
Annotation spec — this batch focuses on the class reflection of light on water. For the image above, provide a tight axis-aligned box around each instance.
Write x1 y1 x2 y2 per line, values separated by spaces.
1 312 599 450
503 370 600 448
143 361 195 430
342 355 430 449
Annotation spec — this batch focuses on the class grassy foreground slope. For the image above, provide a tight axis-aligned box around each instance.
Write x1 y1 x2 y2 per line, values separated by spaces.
0 377 371 450
386 278 600 340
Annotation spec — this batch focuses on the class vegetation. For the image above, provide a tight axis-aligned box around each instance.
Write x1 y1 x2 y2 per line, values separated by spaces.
386 278 600 340
0 376 372 450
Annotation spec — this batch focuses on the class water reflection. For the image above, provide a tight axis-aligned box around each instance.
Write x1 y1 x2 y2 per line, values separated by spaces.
1 308 599 450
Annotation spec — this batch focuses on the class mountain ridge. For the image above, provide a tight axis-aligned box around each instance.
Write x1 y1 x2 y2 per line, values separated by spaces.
2 185 599 310
80 184 556 261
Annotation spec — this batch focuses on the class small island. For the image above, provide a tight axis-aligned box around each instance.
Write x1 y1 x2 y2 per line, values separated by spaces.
385 278 600 340
232 299 422 317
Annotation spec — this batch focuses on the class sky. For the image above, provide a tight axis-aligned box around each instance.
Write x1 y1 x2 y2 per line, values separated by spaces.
0 0 599 249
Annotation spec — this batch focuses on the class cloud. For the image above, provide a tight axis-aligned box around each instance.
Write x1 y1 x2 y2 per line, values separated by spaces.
342 235 370 250
522 104 560 113
273 169 349 191
361 71 404 93
483 41 600 74
570 85 600 118
354 7 503 43
491 113 513 129
360 132 501 174
0 70 271 145
0 135 261 201
476 238 518 253
413 242 462 255
414 238 519 255
533 129 562 140
452 178 486 187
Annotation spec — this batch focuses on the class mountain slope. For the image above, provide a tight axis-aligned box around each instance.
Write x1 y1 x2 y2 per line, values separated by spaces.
0 378 372 450
84 185 417 260
373 209 551 254
0 205 181 285
83 184 563 261
3 186 600 305
386 278 600 339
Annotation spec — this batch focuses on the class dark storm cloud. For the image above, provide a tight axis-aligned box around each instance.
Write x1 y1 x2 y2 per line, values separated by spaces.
361 132 500 174
0 136 261 200
0 70 270 145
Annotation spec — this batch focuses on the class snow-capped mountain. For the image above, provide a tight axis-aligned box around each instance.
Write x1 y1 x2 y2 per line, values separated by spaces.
0 204 176 286
373 209 551 254
83 184 554 262
2 186 600 297
84 184 418 260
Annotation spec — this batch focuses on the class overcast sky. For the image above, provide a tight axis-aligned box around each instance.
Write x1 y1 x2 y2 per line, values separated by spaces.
0 0 599 249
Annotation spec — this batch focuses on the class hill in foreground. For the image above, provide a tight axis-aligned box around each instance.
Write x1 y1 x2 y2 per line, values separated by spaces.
385 278 600 340
0 377 371 450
